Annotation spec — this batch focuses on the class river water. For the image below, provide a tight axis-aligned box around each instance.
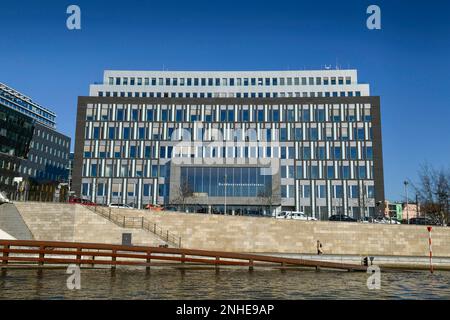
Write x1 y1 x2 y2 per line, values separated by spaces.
0 267 449 299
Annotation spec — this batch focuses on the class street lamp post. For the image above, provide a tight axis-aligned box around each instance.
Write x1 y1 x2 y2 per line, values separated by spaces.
224 173 227 215
404 181 409 224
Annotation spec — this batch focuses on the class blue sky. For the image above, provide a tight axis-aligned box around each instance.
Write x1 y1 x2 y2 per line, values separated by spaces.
0 0 449 201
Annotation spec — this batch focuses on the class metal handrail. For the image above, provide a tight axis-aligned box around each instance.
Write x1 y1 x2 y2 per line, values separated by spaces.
87 205 181 248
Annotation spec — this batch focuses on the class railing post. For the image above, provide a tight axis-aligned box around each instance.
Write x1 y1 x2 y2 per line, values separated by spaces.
76 247 82 266
215 256 220 271
249 259 254 272
2 245 10 266
111 249 117 270
146 250 151 272
38 246 45 266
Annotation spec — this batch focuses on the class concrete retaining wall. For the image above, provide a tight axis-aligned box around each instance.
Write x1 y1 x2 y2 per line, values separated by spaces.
128 210 450 257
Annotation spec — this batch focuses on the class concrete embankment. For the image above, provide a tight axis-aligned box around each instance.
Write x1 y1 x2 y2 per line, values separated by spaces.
8 203 450 269
112 209 450 257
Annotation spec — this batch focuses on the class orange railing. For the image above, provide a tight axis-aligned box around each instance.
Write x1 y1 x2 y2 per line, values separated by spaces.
0 239 368 271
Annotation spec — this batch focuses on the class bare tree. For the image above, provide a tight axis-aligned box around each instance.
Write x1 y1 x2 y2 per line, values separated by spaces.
170 180 193 212
257 184 280 216
411 163 450 225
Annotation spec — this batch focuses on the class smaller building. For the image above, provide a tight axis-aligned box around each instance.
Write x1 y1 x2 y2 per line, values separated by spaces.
19 123 71 201
383 200 420 221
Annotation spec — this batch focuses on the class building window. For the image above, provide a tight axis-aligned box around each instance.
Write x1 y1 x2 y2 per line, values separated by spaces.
349 185 359 198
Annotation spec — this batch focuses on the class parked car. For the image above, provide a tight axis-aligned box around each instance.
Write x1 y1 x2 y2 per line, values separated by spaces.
329 215 357 222
276 211 290 219
276 211 317 221
290 211 317 221
144 204 164 211
0 192 10 204
408 217 439 225
385 218 401 225
361 217 374 223
109 203 134 209
68 197 97 206
164 206 179 212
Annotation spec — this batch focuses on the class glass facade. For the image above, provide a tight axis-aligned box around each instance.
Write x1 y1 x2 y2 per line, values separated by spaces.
0 104 35 193
0 83 56 128
180 167 272 198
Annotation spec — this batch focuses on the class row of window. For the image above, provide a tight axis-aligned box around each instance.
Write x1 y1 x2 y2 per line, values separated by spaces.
80 181 374 200
0 88 56 125
87 125 372 142
33 130 70 149
98 90 362 99
87 106 371 124
83 144 374 161
82 161 373 180
27 152 68 170
30 142 69 160
107 76 353 87
281 184 375 199
17 165 67 182
281 164 373 180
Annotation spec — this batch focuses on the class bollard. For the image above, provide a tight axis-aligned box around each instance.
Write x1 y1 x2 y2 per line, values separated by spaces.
427 226 433 274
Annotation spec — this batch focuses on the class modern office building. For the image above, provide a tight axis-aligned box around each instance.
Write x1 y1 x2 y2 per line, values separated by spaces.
74 69 384 219
0 83 71 200
0 83 56 128
0 104 35 194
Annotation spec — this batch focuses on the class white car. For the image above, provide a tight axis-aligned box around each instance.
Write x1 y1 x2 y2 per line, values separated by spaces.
276 211 290 219
108 203 134 209
290 211 317 221
276 211 317 221
0 192 10 204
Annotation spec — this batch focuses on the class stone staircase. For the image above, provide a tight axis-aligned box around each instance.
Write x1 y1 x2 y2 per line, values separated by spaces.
12 202 166 247
0 203 33 240
84 205 182 247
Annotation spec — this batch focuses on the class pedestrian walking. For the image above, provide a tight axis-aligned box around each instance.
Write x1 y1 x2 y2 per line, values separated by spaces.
317 240 323 255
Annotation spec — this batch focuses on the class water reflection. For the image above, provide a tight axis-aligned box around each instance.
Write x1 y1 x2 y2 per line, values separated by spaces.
0 267 449 300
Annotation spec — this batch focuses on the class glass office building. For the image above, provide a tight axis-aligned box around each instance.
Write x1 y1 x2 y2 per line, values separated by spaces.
0 104 35 193
73 69 384 219
0 83 56 128
0 83 71 200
